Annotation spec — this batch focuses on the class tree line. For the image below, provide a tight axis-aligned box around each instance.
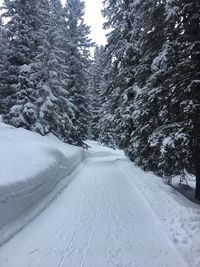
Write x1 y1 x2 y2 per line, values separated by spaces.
90 0 200 200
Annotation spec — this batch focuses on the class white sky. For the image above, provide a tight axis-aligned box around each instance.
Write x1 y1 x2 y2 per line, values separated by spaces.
83 0 107 45
0 0 107 45
62 0 107 45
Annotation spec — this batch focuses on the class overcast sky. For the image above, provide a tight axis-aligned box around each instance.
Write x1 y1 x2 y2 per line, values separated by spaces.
0 0 107 45
61 0 107 45
83 0 107 45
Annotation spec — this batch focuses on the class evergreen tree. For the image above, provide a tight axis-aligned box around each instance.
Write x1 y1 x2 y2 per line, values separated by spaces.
159 0 200 198
0 17 8 114
89 46 106 140
126 0 167 173
97 48 117 148
98 0 141 149
126 0 200 199
1 0 48 129
64 0 92 145
33 0 76 143
1 0 92 146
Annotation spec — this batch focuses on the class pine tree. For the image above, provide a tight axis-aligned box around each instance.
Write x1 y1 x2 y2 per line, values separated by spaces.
6 65 38 128
98 0 141 149
126 0 168 173
1 0 47 129
63 0 92 146
161 0 200 198
97 48 117 148
126 0 200 199
32 0 76 143
89 46 106 140
0 17 8 115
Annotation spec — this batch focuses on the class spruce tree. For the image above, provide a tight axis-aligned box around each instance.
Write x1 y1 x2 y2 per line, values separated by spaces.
161 0 200 198
1 0 47 129
0 17 8 115
126 0 200 199
98 0 141 149
33 0 76 143
89 46 106 140
97 48 117 148
126 0 167 173
64 0 92 146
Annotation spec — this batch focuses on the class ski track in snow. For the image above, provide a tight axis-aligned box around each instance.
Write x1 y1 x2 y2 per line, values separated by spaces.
0 145 190 267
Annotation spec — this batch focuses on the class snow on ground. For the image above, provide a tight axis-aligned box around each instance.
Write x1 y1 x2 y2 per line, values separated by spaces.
0 123 82 186
119 160 200 267
0 141 198 267
0 123 84 245
85 140 125 160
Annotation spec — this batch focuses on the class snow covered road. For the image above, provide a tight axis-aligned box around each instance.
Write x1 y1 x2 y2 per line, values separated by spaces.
0 146 188 267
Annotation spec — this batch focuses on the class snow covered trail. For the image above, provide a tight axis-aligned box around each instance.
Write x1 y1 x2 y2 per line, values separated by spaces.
0 147 188 267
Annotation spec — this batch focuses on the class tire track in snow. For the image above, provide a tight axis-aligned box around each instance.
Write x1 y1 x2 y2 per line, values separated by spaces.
58 173 95 267
26 172 93 267
80 174 102 267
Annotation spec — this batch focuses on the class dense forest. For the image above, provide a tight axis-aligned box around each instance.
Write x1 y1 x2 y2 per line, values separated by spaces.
0 0 199 200
0 0 92 146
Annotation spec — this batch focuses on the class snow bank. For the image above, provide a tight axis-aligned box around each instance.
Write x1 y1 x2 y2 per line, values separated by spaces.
0 123 84 244
85 140 125 160
119 160 200 267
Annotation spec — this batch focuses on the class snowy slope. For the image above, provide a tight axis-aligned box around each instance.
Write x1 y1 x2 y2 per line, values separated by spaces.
0 142 198 267
0 123 84 244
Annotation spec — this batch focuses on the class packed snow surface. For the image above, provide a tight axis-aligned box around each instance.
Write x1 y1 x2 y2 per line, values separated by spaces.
0 140 199 266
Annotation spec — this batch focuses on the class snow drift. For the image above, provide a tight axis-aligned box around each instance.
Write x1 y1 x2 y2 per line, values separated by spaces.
0 123 84 244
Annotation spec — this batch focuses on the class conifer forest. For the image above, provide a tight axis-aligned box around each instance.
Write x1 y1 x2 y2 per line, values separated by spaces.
0 0 200 201
0 1 200 266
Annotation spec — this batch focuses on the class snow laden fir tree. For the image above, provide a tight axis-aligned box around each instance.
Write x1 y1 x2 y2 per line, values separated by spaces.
0 0 92 146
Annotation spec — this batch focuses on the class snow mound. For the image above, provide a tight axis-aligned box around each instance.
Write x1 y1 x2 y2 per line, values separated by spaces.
0 123 84 244
85 140 125 160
